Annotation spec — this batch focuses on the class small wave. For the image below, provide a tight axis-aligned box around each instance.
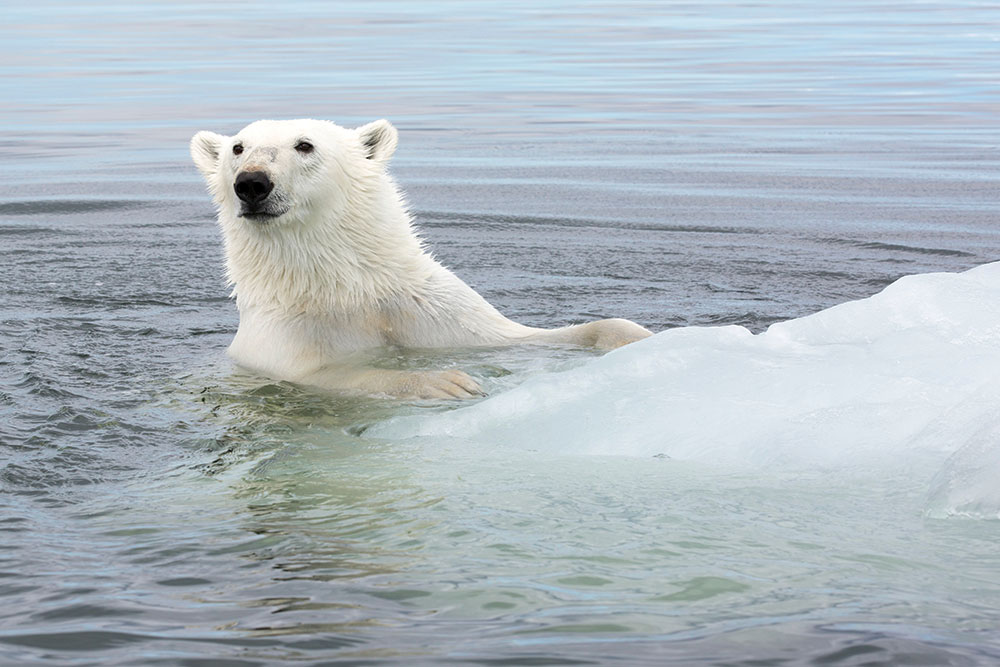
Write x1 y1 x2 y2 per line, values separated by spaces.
187 327 235 336
822 237 975 258
55 295 176 308
418 209 756 234
0 199 153 217
0 630 151 651
0 224 66 236
10 371 86 400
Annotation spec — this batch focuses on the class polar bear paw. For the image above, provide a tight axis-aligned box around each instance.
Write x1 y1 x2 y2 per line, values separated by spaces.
577 318 653 350
403 369 484 400
304 366 484 400
374 368 484 400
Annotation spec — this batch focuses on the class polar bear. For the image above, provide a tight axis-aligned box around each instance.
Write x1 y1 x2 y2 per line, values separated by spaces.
191 118 651 399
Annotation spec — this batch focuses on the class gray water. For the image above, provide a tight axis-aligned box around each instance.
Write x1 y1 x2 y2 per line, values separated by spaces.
2 1 1000 665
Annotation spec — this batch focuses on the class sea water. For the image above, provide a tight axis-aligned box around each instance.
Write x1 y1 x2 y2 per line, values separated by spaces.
2 1 1000 664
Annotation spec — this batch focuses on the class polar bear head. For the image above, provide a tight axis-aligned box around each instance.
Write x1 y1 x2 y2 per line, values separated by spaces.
190 118 398 228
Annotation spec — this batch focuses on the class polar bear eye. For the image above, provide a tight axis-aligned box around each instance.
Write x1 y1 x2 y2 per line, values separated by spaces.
295 141 314 154
232 143 244 156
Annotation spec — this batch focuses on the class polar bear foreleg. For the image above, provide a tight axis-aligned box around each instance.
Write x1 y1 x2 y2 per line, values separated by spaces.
529 318 653 351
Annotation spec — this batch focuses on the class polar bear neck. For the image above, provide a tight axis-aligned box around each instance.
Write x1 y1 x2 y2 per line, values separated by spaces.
221 181 437 315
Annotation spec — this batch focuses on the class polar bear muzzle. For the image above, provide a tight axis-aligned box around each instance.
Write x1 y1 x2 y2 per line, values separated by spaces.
234 170 286 219
235 171 273 206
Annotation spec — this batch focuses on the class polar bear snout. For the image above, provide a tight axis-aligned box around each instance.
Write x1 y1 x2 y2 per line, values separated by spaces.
234 171 274 206
234 170 287 220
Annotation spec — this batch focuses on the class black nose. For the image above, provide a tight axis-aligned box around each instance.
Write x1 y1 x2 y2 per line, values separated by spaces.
234 171 274 205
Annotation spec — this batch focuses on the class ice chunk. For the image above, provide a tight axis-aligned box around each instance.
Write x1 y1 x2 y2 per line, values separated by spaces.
373 262 1000 513
925 416 1000 520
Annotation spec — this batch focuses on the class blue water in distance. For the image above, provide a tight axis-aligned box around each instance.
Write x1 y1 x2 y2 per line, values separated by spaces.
2 1 1000 665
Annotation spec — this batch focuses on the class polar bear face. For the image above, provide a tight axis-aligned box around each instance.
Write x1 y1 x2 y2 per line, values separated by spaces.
191 118 398 228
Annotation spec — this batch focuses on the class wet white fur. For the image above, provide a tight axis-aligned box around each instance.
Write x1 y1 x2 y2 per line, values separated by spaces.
191 119 651 398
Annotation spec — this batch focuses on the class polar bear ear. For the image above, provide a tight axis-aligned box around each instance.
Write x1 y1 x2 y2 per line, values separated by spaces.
356 119 398 164
190 131 228 178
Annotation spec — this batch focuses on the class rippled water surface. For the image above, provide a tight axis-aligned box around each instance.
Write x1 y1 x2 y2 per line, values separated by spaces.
3 1 1000 665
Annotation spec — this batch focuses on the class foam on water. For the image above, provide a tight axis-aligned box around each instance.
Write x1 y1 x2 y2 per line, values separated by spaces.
375 263 1000 518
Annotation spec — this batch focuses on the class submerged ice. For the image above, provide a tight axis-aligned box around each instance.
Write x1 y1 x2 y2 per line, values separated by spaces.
374 262 1000 519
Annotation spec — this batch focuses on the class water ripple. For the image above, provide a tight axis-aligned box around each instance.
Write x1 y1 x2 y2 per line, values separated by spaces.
0 199 153 216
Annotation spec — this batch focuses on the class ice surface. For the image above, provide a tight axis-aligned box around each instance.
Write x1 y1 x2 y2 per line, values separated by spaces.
926 421 1000 520
374 262 1000 518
